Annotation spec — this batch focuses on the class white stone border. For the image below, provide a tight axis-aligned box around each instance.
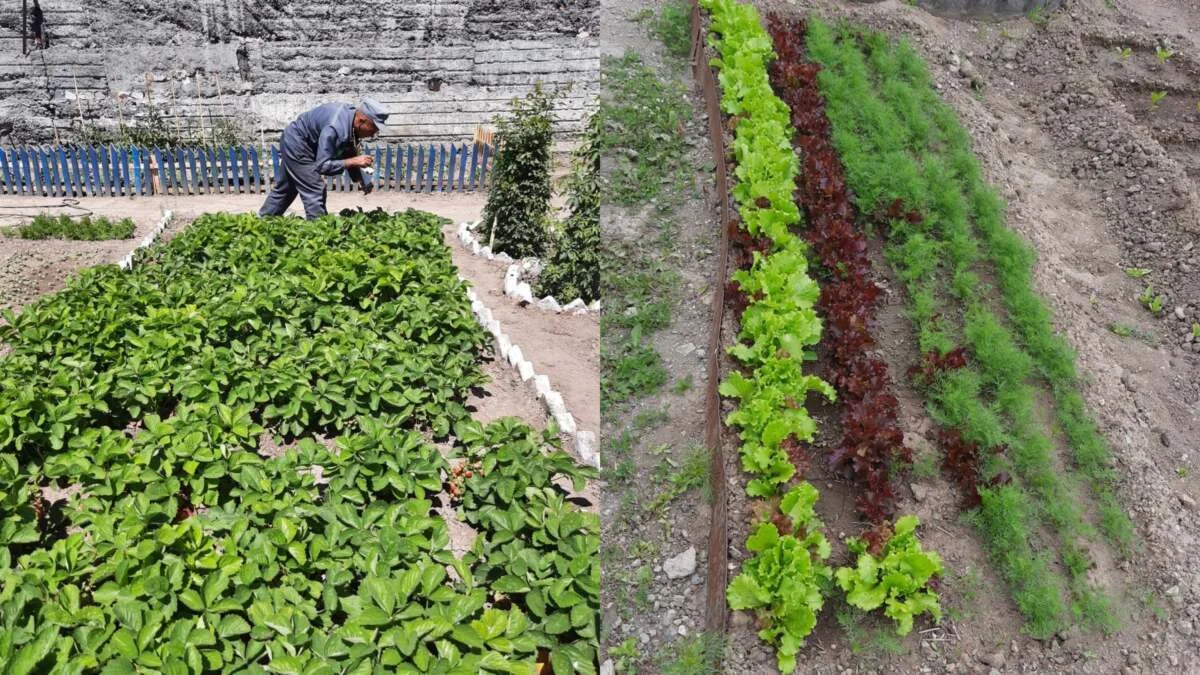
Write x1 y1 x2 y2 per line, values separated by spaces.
456 221 601 315
462 276 599 469
119 211 173 270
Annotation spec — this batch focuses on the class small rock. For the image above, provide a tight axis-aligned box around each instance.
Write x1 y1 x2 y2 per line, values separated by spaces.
911 484 930 502
1179 493 1197 510
537 296 561 312
731 611 754 628
676 342 697 356
663 547 697 580
563 298 588 312
982 650 1007 668
1161 431 1171 447
1175 306 1187 320
600 660 615 675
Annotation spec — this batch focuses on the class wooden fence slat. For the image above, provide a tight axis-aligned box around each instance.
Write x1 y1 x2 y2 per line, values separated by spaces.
458 143 467 191
0 149 11 195
37 147 50 197
197 150 209 194
467 144 479 191
119 147 130 197
73 147 86 197
35 148 50 197
62 147 76 197
21 147 34 195
479 143 492 189
42 148 57 197
426 143 436 192
386 144 396 192
8 148 20 195
373 145 382 192
405 145 414 192
60 148 74 197
448 144 458 193
40 148 55 197
12 148 24 195
81 147 93 196
250 148 262 193
437 144 446 192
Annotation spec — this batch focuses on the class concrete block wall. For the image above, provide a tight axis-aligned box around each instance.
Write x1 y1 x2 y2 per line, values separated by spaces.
0 0 598 146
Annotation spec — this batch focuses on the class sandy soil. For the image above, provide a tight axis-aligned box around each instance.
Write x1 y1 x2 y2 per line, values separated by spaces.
597 0 722 668
446 224 601 439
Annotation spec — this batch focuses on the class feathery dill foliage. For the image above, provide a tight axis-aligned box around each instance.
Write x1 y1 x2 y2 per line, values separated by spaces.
804 16 1131 638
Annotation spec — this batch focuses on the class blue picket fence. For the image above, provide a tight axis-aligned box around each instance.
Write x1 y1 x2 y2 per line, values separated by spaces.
0 142 494 197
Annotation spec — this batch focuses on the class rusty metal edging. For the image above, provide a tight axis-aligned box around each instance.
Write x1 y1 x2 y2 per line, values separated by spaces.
691 0 734 647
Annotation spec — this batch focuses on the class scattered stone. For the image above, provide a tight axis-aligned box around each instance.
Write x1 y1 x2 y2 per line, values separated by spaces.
537 296 561 312
911 484 930 502
663 547 697 580
676 342 696 356
981 650 1007 669
1179 493 1196 510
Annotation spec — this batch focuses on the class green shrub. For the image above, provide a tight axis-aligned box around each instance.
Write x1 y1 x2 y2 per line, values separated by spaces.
536 114 600 303
479 85 557 258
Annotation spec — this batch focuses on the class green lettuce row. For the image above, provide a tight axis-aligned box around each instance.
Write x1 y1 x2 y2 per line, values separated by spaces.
700 0 833 498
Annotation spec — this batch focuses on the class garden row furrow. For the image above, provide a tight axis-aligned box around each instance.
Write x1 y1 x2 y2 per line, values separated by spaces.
0 210 600 673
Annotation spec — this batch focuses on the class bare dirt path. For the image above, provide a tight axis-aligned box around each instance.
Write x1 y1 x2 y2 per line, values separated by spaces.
443 221 601 437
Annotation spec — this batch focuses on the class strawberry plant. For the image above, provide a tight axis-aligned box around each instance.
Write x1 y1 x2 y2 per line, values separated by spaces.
11 213 136 241
835 515 943 636
0 209 599 672
726 483 832 674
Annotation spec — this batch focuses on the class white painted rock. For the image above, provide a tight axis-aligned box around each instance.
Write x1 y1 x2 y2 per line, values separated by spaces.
471 241 482 256
495 333 511 360
495 253 513 264
550 403 576 435
504 268 520 296
563 298 588 312
478 307 493 325
517 360 535 381
515 283 534 304
576 431 600 468
533 375 552 399
588 300 601 311
543 391 564 411
537 296 561 312
480 246 492 258
507 345 524 369
486 319 501 336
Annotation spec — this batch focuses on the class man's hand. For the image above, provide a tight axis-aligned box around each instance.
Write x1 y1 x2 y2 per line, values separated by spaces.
345 155 374 169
